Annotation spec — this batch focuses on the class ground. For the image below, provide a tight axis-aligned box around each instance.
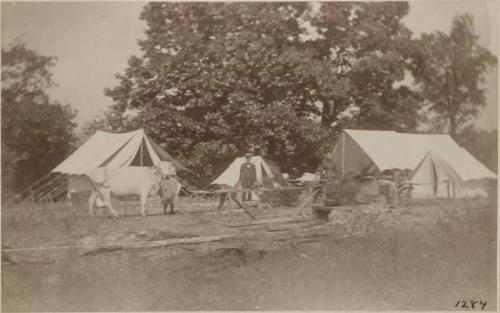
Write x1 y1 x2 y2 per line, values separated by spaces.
1 195 497 311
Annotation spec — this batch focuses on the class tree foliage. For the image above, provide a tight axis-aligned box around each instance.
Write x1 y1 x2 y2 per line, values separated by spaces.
95 2 421 180
412 14 496 137
458 126 497 173
1 42 77 193
305 2 421 130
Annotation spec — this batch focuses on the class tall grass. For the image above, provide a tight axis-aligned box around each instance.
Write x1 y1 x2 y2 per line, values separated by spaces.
2 201 496 311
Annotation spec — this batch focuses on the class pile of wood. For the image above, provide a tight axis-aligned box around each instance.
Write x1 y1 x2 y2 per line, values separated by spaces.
79 216 362 257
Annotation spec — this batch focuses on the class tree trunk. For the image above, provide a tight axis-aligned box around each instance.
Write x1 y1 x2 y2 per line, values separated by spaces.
321 102 337 129
449 112 457 138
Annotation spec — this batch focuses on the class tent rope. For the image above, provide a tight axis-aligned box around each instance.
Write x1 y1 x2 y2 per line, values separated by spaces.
2 173 62 205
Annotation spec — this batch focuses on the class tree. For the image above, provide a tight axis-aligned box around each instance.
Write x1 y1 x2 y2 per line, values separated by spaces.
98 2 422 179
412 14 496 137
304 2 422 131
1 42 77 194
458 126 497 173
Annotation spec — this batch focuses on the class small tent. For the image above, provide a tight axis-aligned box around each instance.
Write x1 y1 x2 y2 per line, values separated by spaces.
331 129 496 178
52 129 188 193
211 156 284 194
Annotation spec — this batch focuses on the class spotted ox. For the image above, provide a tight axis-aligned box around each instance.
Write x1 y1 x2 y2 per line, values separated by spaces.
87 161 178 217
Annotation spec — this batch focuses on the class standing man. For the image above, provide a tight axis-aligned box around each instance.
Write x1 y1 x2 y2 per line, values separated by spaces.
318 153 339 202
318 153 337 181
239 153 257 202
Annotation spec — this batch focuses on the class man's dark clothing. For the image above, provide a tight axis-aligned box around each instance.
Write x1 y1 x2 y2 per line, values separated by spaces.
320 157 339 202
240 162 257 201
320 158 337 180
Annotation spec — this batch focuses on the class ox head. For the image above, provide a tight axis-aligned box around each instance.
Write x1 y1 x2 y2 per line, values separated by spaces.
155 161 177 179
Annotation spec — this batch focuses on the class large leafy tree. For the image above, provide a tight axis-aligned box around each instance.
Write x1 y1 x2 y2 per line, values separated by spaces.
99 2 421 179
305 2 421 131
412 14 496 137
1 42 77 194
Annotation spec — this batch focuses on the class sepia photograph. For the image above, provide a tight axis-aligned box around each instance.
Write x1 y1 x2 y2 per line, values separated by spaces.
1 0 498 311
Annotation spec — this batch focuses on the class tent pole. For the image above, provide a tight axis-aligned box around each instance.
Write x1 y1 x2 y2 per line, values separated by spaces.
431 163 437 199
446 179 451 199
341 131 345 176
140 140 144 166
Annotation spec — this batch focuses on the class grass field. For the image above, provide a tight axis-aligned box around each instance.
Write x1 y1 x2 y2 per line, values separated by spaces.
1 196 497 311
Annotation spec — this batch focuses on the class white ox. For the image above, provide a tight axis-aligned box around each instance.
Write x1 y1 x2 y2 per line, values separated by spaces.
87 161 178 217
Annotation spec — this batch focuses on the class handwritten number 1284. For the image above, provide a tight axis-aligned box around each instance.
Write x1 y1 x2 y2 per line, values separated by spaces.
455 300 487 310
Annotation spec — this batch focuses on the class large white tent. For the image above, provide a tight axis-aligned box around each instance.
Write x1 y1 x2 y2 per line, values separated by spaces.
331 129 495 177
52 129 188 193
410 150 493 199
330 129 496 198
211 155 284 189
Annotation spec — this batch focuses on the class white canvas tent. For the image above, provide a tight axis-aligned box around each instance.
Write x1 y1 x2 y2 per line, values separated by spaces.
52 129 188 193
331 129 496 198
410 150 463 198
410 150 492 199
211 156 283 198
331 129 495 177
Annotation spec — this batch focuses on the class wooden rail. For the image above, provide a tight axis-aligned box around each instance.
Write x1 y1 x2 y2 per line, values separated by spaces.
191 185 314 195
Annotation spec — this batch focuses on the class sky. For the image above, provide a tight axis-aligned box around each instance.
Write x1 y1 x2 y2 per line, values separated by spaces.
1 1 498 131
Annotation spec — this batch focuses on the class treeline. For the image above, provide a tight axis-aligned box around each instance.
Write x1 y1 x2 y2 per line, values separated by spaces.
2 2 496 195
1 43 77 197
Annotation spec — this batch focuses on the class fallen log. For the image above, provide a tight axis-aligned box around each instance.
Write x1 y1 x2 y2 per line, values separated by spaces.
81 234 236 256
227 217 312 227
81 245 122 256
80 215 365 257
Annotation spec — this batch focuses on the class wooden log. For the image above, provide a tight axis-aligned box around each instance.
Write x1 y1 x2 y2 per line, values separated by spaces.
81 215 364 257
191 186 309 195
81 245 123 256
81 234 236 256
227 217 311 227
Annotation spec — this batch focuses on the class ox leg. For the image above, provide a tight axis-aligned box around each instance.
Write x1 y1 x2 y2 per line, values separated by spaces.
102 190 119 218
216 193 227 220
140 194 147 217
107 203 119 218
170 203 174 214
227 193 234 222
163 203 167 215
88 191 97 218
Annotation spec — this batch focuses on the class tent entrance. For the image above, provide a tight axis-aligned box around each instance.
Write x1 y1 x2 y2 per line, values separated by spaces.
130 139 154 166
